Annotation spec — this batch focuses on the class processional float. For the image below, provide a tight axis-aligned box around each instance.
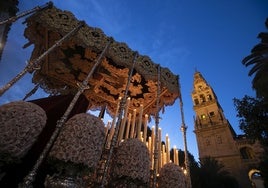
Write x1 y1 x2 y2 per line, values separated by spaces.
0 2 191 188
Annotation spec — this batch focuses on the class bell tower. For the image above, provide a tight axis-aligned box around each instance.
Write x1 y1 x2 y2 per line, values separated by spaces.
192 71 238 160
192 71 228 127
192 71 265 188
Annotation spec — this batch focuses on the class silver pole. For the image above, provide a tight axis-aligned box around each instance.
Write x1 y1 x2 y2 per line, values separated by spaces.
152 65 161 188
0 2 53 25
19 39 112 188
22 83 40 101
100 52 138 187
0 21 84 97
179 85 192 188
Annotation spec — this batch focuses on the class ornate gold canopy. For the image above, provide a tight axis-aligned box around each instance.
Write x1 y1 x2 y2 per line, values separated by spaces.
23 6 180 117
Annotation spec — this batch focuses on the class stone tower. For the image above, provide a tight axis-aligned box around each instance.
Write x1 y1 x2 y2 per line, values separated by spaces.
192 71 264 188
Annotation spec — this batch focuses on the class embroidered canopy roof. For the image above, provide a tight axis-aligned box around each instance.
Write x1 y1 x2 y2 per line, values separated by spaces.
24 5 180 117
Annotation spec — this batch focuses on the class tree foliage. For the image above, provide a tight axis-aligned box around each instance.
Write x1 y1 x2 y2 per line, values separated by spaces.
233 95 268 146
169 149 239 187
237 20 268 186
242 18 268 103
193 157 239 188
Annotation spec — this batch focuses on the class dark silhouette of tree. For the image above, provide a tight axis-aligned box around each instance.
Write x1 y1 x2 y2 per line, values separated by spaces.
168 148 239 187
259 155 268 188
242 18 268 103
233 95 268 146
196 157 239 188
239 18 268 187
233 96 268 186
169 148 199 169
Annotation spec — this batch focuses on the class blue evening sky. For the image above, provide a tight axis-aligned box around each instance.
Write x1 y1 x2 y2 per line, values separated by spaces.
0 0 267 161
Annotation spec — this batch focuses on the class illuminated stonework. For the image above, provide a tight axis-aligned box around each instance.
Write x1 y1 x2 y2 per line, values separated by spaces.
192 71 264 188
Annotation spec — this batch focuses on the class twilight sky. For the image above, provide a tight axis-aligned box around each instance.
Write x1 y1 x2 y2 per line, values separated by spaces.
0 0 267 161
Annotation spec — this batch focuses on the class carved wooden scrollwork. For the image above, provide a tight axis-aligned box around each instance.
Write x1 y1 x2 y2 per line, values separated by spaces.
24 5 180 116
34 7 79 34
77 26 108 51
135 55 158 80
108 42 134 66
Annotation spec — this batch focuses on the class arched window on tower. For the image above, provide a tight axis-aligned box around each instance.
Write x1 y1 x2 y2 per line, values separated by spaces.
200 94 206 103
194 98 199 105
216 135 222 144
207 94 212 101
240 147 255 159
209 111 215 117
205 138 211 146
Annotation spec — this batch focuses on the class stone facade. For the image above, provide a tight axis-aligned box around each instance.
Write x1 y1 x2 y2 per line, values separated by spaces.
192 71 264 188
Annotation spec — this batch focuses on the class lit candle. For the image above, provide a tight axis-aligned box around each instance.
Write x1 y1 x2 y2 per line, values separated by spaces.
159 146 163 169
167 138 170 162
162 144 166 166
130 109 136 138
158 128 162 170
165 134 170 163
175 149 179 165
158 128 162 143
143 114 148 144
173 145 176 164
164 151 167 166
111 97 121 129
151 126 155 150
124 113 132 139
148 136 152 157
158 128 162 153
137 104 144 140
177 149 180 166
118 97 130 142
151 151 154 169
